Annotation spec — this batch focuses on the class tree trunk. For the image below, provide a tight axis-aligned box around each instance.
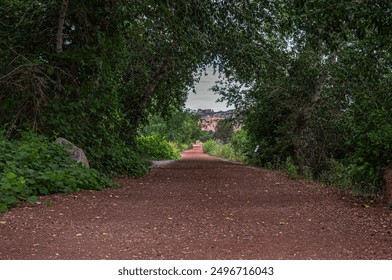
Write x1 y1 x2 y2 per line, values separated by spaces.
55 0 69 90
294 50 339 173
300 50 338 126
56 0 69 54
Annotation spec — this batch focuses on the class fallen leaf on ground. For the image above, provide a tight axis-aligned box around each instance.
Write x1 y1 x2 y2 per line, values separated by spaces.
279 221 289 225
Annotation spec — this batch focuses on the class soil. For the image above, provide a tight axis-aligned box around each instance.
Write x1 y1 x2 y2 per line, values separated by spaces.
0 145 391 260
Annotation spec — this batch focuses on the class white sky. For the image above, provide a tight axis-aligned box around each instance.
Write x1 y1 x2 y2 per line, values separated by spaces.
185 68 235 112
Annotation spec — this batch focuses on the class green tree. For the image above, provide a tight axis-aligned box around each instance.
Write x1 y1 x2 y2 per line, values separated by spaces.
214 119 234 144
214 1 391 194
139 109 203 148
0 0 221 176
1 0 391 196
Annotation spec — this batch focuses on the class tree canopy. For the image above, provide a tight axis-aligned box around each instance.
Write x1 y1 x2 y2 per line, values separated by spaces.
1 0 391 194
213 0 391 193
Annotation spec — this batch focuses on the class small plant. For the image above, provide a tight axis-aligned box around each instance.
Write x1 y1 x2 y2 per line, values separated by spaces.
285 157 299 179
44 199 53 207
301 166 313 180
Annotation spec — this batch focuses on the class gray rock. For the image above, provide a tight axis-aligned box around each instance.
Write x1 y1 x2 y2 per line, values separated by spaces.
55 137 90 168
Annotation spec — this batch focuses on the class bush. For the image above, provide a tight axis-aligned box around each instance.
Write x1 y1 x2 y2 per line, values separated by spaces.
214 119 234 143
179 143 192 151
212 144 236 159
285 156 299 179
88 139 149 178
318 159 377 196
202 139 217 154
283 157 313 180
138 110 205 148
318 159 353 190
0 132 114 213
199 130 214 142
136 134 181 160
41 88 149 178
202 139 245 162
230 130 251 163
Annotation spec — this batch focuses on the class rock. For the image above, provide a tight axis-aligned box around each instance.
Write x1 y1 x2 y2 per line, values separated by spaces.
55 137 90 168
196 109 241 132
198 116 224 132
384 167 392 204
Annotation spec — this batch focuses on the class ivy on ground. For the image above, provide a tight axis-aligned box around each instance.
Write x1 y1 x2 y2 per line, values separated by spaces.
0 132 114 213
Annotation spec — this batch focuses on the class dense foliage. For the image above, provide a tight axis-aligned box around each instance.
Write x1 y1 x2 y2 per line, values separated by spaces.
136 109 205 160
214 119 234 144
0 132 113 213
213 1 392 195
136 134 181 161
1 0 391 202
202 130 248 163
0 0 218 175
139 109 204 150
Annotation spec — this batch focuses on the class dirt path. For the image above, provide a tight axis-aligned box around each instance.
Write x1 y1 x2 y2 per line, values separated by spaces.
0 145 391 259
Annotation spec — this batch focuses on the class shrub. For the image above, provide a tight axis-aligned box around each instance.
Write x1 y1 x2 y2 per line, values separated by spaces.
285 156 299 179
136 134 181 160
202 139 246 162
89 139 148 178
198 130 214 142
230 130 251 162
138 110 205 148
42 94 149 178
179 143 192 151
209 144 231 159
214 119 234 143
318 159 380 195
0 132 114 213
318 159 353 190
202 139 217 154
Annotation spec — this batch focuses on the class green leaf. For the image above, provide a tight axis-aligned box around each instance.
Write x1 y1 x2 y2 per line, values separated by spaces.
27 196 38 203
6 172 16 180
2 195 18 205
38 187 49 195
0 204 8 213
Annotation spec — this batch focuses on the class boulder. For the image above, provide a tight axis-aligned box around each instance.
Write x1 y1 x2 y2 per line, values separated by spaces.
55 137 90 168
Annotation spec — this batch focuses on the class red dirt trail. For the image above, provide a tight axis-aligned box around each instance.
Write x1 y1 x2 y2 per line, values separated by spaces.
0 145 391 259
